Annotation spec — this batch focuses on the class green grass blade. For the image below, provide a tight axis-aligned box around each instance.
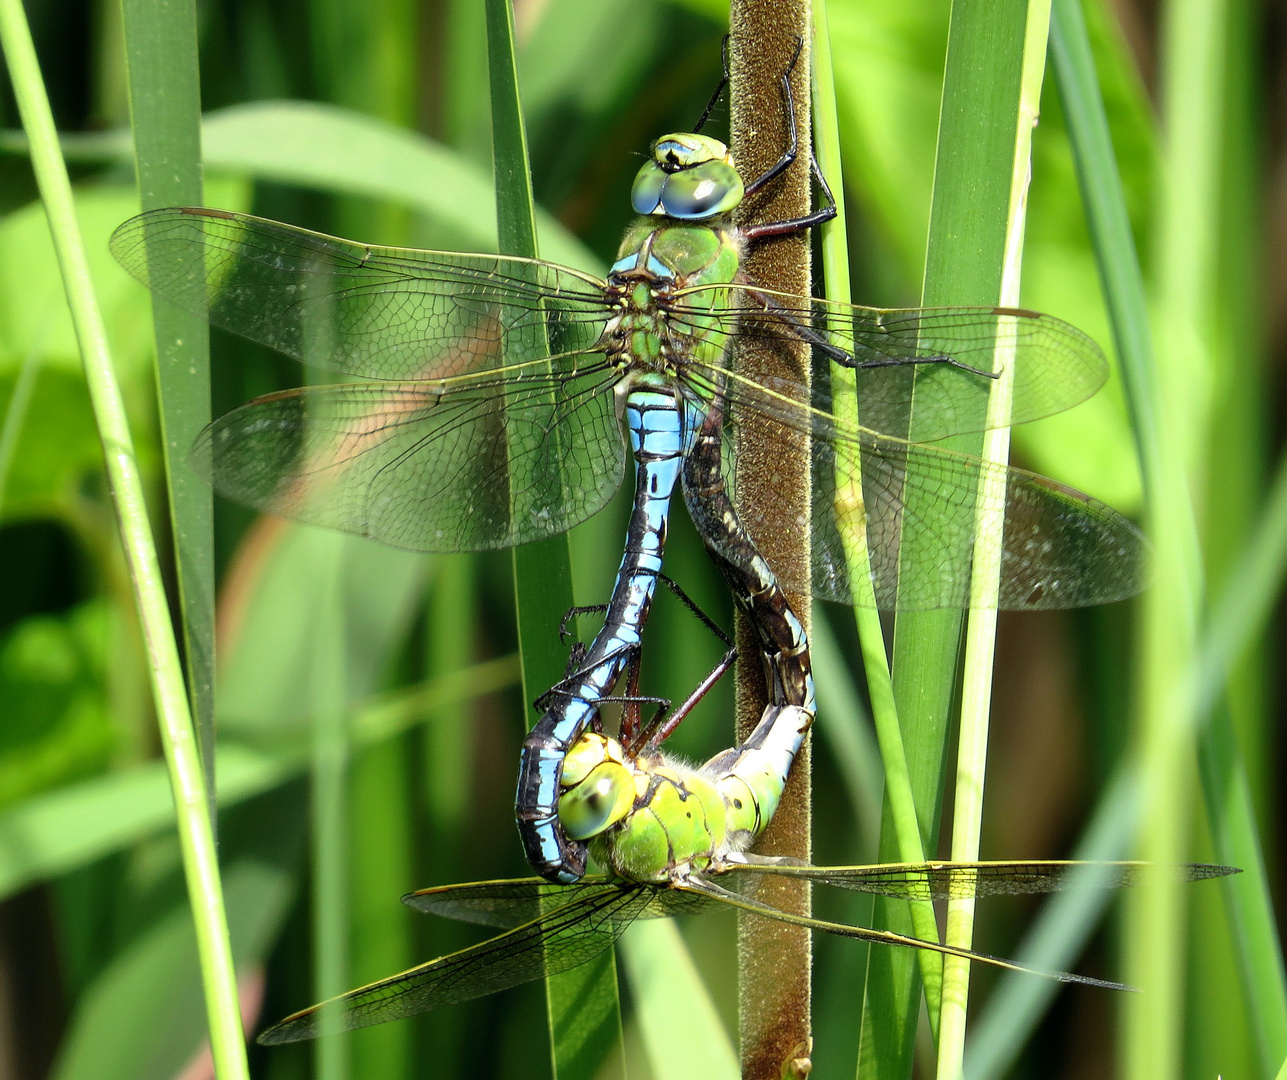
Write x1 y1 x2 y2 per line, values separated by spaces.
0 655 519 901
310 536 351 1080
961 0 1287 1072
483 3 623 1078
620 920 738 1080
0 3 248 1078
812 0 944 1039
729 5 814 1076
937 4 1050 1075
856 1 1033 1073
117 0 214 822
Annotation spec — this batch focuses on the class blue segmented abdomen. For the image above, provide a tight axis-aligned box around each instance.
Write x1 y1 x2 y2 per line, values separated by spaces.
515 386 702 882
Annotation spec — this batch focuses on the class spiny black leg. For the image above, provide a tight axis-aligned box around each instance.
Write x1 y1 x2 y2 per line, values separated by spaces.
742 36 806 196
743 285 1000 381
694 35 731 133
742 149 838 241
639 644 738 752
558 602 609 644
657 573 733 648
533 639 637 712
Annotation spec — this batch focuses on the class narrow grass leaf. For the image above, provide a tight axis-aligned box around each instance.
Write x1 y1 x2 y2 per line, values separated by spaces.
483 3 623 1078
117 0 215 820
620 920 738 1080
937 4 1050 1076
0 3 249 1077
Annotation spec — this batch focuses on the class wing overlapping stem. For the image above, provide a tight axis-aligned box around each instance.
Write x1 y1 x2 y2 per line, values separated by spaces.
671 284 1107 441
681 360 1146 610
110 208 611 380
257 885 657 1044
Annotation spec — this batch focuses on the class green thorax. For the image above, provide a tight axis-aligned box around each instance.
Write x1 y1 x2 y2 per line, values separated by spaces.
556 733 770 883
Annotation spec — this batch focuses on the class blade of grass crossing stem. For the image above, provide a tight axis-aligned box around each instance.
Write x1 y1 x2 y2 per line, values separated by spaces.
856 4 1031 1075
482 5 625 1079
0 4 249 1080
118 0 215 812
811 0 944 1037
728 7 814 1078
937 8 1049 1075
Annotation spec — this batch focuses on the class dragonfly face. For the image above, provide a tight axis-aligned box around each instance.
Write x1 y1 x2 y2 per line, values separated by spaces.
630 132 745 220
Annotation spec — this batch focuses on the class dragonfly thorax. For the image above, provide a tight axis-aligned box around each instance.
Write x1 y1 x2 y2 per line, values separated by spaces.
601 224 741 378
558 732 753 883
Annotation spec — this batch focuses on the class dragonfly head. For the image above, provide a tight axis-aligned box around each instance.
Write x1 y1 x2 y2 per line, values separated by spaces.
558 733 637 840
631 133 744 221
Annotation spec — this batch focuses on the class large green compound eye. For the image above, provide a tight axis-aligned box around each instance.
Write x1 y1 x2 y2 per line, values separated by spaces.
558 762 635 840
631 160 667 215
658 159 743 220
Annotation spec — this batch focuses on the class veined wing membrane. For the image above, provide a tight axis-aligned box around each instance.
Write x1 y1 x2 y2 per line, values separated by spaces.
723 859 1239 900
671 286 1107 442
110 208 612 381
681 879 1130 991
257 885 656 1044
682 365 1145 610
193 360 624 551
404 876 712 928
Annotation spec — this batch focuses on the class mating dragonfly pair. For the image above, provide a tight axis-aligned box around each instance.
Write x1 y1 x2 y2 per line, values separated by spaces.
111 46 1231 1044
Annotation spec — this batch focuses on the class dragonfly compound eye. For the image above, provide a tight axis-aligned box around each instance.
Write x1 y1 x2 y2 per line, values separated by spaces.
632 134 744 219
558 762 635 840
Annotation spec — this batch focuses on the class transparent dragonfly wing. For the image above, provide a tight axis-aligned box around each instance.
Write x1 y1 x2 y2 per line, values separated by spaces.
681 361 1146 610
723 859 1239 900
404 876 712 929
110 208 612 380
257 884 660 1044
672 285 1108 442
112 208 630 551
192 359 625 551
681 878 1130 991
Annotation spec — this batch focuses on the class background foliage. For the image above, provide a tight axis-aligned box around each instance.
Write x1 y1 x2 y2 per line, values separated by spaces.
0 0 1281 1077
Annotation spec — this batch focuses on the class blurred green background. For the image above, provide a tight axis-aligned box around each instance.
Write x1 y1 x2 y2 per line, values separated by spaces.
0 0 1279 1077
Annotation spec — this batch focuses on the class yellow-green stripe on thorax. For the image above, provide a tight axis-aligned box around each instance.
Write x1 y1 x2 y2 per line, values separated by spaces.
603 220 742 392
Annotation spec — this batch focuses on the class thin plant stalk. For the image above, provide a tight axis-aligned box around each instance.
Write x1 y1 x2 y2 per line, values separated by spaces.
311 537 351 1080
729 4 813 1076
0 2 249 1078
1124 0 1224 1069
935 3 1050 1074
811 0 944 1031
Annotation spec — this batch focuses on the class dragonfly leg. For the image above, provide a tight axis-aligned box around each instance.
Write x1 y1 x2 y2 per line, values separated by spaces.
657 572 733 648
742 36 806 196
692 34 730 134
558 602 609 643
637 643 737 753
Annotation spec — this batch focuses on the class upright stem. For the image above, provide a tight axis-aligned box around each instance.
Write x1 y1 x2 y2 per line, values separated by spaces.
729 4 813 1077
935 4 1050 1075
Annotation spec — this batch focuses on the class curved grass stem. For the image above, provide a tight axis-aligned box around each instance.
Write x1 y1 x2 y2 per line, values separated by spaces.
0 1 249 1077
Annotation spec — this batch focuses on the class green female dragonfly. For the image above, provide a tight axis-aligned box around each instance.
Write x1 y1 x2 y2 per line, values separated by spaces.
255 669 1233 1043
